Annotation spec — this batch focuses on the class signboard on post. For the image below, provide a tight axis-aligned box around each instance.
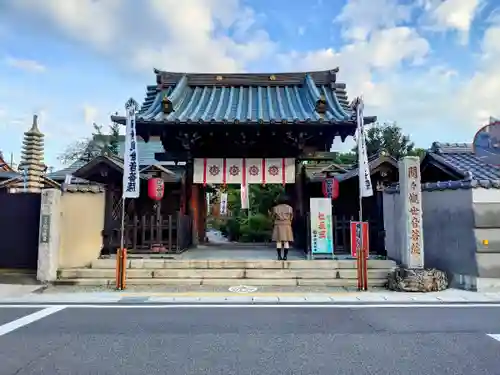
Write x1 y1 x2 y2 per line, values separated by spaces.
350 221 369 258
309 198 334 256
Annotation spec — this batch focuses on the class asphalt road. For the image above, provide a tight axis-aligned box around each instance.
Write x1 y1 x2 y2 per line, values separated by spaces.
0 305 499 374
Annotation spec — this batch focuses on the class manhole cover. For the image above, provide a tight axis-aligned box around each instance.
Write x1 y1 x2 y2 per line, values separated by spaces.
228 285 258 293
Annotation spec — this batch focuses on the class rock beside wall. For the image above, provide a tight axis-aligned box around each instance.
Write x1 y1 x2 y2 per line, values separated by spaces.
387 267 448 292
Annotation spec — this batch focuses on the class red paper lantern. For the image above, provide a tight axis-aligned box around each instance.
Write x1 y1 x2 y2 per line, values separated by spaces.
148 178 164 201
322 177 339 200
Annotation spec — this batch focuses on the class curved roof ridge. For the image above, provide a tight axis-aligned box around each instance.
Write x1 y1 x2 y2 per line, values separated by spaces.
153 67 340 77
154 68 341 86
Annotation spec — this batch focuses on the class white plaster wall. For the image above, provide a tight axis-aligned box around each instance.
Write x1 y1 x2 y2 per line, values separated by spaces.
472 188 500 203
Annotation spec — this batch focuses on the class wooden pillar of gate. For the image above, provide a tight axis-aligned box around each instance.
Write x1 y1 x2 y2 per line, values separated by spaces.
180 174 187 215
199 185 207 243
295 161 304 216
190 184 200 246
294 161 306 251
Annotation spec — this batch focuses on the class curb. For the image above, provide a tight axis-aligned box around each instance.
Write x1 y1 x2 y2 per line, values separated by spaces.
1 300 500 307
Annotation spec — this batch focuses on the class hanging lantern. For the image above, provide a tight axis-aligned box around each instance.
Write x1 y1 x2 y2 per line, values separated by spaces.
322 177 339 200
148 178 164 201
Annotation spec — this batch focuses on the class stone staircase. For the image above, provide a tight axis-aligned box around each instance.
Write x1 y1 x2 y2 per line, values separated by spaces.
56 259 396 287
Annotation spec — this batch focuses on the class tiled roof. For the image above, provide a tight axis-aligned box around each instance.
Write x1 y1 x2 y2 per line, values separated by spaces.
0 171 21 180
304 162 349 179
111 70 377 125
49 140 182 182
385 142 500 193
64 184 105 193
0 155 12 172
0 174 60 189
335 153 398 182
48 160 90 184
118 139 166 166
428 142 500 181
385 179 500 194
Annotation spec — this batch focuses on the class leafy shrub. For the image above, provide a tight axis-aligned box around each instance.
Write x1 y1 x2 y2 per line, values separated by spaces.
239 213 273 242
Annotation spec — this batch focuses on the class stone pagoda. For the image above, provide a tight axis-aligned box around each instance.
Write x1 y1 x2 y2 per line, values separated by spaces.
13 115 46 192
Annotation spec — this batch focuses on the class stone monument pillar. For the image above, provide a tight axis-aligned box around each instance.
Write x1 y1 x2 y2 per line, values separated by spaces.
37 189 62 282
398 156 424 268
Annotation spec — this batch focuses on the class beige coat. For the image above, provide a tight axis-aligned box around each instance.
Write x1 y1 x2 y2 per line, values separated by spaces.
271 204 294 242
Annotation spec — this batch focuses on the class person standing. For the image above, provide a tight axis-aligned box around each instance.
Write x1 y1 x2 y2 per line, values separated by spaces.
270 196 294 260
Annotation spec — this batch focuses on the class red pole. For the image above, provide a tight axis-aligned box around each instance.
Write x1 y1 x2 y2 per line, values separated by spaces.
121 248 127 290
357 251 362 290
362 246 368 290
363 223 369 290
115 248 122 290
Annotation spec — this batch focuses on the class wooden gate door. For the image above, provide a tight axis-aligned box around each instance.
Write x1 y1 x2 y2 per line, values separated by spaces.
0 193 41 269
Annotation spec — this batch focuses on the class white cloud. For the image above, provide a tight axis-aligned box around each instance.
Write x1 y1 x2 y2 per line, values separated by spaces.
6 0 275 73
83 105 98 126
457 19 500 125
277 0 500 145
335 0 414 41
8 0 121 49
419 0 484 44
278 26 430 108
2 0 500 153
3 56 46 72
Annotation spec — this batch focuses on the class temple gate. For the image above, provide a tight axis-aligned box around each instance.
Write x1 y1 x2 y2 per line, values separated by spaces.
110 68 376 252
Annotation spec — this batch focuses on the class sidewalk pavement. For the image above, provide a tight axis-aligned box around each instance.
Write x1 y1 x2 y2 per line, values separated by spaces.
0 283 43 299
1 287 500 304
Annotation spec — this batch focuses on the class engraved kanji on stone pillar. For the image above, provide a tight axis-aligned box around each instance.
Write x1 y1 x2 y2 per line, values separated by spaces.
37 189 62 282
398 156 424 268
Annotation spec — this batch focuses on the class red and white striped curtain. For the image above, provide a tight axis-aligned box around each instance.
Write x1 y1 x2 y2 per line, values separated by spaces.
193 158 295 185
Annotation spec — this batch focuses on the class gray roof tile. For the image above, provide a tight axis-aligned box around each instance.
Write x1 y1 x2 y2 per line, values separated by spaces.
428 141 500 181
385 142 500 193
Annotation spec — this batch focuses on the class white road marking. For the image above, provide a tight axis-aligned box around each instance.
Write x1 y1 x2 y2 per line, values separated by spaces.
0 306 66 337
487 334 500 342
228 285 259 293
0 303 500 309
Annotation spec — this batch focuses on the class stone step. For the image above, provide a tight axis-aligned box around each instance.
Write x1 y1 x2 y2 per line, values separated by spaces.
58 268 392 280
54 277 388 287
89 259 396 270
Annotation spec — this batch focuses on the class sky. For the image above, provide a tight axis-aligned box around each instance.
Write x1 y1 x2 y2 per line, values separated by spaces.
0 0 499 169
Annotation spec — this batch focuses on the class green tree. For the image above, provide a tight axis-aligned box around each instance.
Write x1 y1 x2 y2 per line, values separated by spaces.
354 122 416 159
332 152 356 164
58 122 121 165
215 184 284 242
107 123 121 155
409 147 427 160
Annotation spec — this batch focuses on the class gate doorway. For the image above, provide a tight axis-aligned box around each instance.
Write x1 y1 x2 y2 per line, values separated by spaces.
207 184 285 243
0 193 41 269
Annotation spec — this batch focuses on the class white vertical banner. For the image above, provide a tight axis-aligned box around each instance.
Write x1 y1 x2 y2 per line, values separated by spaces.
219 192 228 215
356 97 373 198
123 98 140 198
206 192 211 215
240 184 249 209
